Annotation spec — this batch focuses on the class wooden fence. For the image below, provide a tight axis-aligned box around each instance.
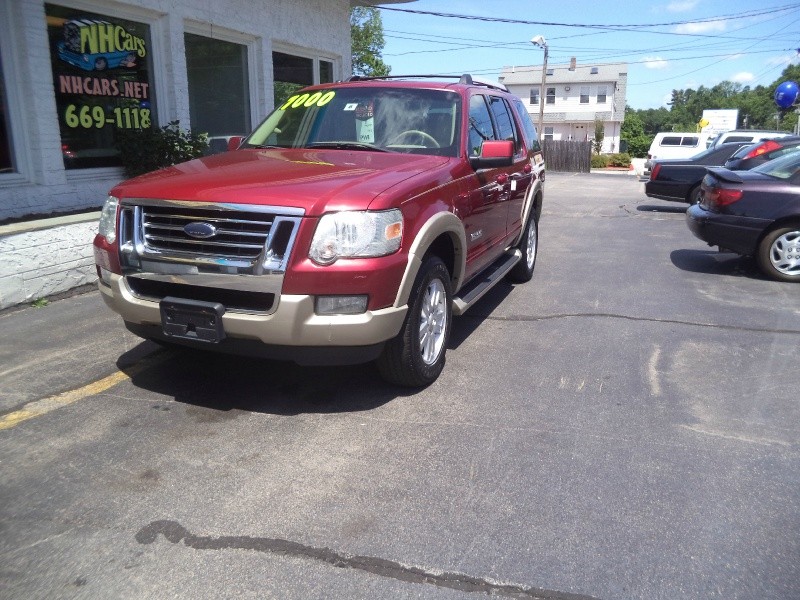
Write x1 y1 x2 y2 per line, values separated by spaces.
542 140 592 173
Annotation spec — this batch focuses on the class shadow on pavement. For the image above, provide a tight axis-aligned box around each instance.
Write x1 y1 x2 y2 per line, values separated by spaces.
637 203 688 214
670 248 761 278
117 344 406 416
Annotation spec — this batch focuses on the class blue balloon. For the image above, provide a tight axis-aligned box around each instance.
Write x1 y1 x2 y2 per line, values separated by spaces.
774 81 799 109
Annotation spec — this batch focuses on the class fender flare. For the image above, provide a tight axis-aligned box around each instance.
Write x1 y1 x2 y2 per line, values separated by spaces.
393 211 466 308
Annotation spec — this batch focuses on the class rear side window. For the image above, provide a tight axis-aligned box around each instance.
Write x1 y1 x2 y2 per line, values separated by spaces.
488 96 520 152
661 137 681 146
680 136 700 146
510 97 541 152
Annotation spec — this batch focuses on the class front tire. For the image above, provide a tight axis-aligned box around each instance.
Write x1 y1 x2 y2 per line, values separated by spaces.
506 213 538 283
377 256 452 386
757 225 800 282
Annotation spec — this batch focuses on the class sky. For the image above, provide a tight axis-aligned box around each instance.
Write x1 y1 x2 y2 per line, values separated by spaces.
374 0 800 109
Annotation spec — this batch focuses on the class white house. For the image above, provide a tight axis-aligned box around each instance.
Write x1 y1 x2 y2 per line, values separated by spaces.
499 59 628 153
0 0 412 222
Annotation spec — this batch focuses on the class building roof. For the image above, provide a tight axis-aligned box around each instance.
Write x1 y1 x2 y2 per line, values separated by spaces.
499 62 627 85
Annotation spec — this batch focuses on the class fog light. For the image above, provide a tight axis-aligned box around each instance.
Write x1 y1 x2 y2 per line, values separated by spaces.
315 295 368 315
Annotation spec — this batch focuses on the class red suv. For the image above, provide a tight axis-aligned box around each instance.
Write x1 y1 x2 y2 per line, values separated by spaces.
94 75 545 386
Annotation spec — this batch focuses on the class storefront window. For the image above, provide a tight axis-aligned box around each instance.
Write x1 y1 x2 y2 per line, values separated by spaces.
185 33 250 151
45 4 156 169
0 49 14 173
273 51 313 108
319 60 333 84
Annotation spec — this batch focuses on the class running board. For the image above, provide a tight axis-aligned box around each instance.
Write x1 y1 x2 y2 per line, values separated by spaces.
452 250 521 316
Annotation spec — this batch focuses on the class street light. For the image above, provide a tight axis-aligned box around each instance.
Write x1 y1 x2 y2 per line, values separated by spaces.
531 35 548 138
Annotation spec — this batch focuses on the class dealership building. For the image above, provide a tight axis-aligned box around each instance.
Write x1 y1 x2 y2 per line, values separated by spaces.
0 0 412 223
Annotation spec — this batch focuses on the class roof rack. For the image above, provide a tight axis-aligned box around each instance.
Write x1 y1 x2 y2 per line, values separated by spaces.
345 74 508 92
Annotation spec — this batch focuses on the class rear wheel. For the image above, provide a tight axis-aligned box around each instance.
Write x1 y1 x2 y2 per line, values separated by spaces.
756 224 800 282
506 213 538 283
688 185 701 205
377 256 452 386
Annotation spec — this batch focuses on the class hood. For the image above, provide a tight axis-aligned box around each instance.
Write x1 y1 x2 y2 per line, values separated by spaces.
111 149 451 216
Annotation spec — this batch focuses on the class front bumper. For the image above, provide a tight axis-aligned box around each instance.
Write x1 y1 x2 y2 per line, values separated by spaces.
98 273 407 365
685 204 768 255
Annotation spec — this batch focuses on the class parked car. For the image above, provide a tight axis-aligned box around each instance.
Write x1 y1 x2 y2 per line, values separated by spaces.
706 129 792 150
722 135 800 171
644 131 711 174
93 75 545 386
645 142 749 204
686 151 800 282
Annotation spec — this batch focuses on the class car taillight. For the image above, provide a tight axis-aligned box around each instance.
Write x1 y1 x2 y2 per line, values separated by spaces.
704 186 743 209
745 139 781 159
650 163 661 180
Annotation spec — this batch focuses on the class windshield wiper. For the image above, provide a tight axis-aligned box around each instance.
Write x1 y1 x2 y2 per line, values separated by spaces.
306 141 388 152
249 144 284 149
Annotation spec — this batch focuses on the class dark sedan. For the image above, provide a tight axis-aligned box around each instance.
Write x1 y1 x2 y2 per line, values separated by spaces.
686 151 800 282
645 142 749 204
723 135 800 171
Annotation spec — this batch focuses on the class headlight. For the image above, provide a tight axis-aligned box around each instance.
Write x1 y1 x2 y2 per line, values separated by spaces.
309 209 403 265
98 196 119 244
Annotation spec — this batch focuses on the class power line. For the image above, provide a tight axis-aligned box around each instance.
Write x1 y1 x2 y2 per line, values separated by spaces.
370 2 800 30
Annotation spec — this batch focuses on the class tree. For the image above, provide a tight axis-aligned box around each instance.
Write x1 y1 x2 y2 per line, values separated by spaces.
620 107 650 158
351 7 390 77
593 120 604 154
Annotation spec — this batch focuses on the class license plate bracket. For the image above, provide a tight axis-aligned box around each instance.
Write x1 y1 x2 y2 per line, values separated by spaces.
159 297 226 344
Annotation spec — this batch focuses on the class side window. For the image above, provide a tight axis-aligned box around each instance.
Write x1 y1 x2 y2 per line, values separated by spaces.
681 136 699 146
580 86 590 104
661 136 681 146
510 97 540 153
468 94 495 157
488 96 519 153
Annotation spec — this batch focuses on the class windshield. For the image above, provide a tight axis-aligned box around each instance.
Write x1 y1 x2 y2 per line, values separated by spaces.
751 150 800 179
244 87 462 157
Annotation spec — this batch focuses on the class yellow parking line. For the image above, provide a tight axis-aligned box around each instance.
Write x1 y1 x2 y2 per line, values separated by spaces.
0 370 131 431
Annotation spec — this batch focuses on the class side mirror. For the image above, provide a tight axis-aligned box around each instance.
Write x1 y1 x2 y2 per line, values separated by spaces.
227 136 244 151
470 140 514 169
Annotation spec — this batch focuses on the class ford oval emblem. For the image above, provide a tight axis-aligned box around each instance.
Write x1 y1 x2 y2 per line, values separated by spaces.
184 221 217 239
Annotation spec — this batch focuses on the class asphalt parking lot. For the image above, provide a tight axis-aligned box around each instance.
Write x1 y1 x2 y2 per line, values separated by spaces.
1 171 798 600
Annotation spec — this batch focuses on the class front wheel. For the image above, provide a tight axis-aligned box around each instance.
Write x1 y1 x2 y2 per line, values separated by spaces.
506 214 538 283
377 256 452 387
756 225 800 282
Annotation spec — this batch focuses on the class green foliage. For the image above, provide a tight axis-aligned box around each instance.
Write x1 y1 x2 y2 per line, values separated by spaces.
116 121 208 179
591 154 609 168
274 82 305 111
608 153 631 167
31 298 48 308
351 7 390 77
630 65 800 140
593 120 605 154
620 108 652 158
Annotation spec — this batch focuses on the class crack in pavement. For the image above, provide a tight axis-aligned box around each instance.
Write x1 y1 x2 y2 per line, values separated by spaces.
469 312 800 336
135 520 601 600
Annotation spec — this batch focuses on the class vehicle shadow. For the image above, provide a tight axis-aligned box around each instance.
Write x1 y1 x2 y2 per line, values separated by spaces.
448 279 514 349
117 344 406 416
637 203 688 214
670 248 761 278
115 283 515 415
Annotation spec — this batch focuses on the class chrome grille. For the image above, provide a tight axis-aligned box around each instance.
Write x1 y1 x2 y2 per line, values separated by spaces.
141 205 271 259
